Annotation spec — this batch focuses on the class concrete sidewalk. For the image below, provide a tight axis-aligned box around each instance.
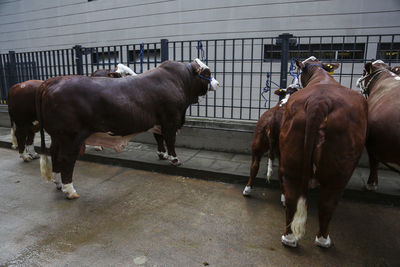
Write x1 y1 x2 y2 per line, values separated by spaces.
0 127 399 205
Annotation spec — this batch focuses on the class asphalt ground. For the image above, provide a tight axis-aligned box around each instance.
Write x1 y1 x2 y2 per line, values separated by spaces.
1 148 399 266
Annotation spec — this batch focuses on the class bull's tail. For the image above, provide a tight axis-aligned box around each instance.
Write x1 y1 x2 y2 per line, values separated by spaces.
291 101 329 240
10 118 18 149
37 83 52 181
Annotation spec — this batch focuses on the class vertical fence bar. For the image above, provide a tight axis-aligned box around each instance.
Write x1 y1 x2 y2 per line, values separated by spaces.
74 45 83 75
161 39 169 62
7 51 18 89
231 39 235 119
249 38 254 120
278 33 293 92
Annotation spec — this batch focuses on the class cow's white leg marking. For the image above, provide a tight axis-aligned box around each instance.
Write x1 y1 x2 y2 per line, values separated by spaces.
242 186 252 196
291 197 307 240
281 233 298 247
10 127 18 149
26 144 39 159
157 151 168 160
52 173 62 190
281 194 286 207
266 158 273 182
169 156 181 166
315 235 332 248
365 183 378 191
62 183 80 199
94 146 103 151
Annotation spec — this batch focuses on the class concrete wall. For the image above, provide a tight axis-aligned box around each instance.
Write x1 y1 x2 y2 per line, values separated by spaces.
0 0 399 52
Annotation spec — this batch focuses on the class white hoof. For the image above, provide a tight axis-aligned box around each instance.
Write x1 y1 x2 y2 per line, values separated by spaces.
365 183 378 191
282 234 298 247
157 151 169 160
20 152 33 162
169 156 181 166
281 194 286 207
243 186 252 196
315 235 332 248
61 183 80 199
26 145 39 159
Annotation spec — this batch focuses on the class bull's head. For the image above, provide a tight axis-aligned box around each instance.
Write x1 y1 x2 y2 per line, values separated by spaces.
295 56 339 87
357 60 392 94
191 58 220 92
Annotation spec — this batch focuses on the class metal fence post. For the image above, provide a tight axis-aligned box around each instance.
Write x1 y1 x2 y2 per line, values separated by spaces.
161 39 169 62
278 33 294 93
73 45 84 75
7 51 18 88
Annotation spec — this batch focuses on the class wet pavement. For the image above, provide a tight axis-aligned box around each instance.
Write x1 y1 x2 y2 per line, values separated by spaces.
1 148 400 266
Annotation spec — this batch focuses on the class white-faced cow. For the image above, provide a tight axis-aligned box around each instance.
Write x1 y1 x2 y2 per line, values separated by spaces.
357 60 400 190
37 59 219 199
242 86 298 206
279 56 367 248
8 80 42 162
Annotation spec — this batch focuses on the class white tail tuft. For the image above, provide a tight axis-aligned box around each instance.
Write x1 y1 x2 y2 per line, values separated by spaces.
40 154 53 181
10 127 18 149
291 196 307 239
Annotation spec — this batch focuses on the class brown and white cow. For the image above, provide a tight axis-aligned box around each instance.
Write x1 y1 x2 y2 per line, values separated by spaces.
37 59 219 199
357 60 400 190
279 56 367 248
242 86 298 206
8 80 42 162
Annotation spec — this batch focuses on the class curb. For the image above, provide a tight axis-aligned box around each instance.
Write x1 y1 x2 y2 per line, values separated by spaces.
1 140 399 207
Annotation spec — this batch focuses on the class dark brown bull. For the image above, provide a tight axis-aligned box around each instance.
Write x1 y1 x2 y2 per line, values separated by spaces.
279 56 367 248
8 80 42 162
242 87 298 205
357 60 400 190
37 59 219 199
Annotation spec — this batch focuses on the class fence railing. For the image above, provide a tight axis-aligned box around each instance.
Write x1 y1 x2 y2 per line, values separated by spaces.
1 33 399 120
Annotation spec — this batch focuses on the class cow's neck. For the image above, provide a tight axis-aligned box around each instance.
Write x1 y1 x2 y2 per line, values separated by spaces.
368 71 399 96
305 69 337 87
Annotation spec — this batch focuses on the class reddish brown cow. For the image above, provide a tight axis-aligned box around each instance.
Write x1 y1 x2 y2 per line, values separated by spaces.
242 87 298 205
357 60 400 190
37 59 219 199
279 56 367 248
8 80 42 162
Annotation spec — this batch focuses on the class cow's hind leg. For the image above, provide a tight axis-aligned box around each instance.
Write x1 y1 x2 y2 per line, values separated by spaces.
365 148 379 191
315 186 345 248
154 133 168 160
15 124 31 162
25 128 39 160
50 138 62 190
243 139 267 196
163 126 180 166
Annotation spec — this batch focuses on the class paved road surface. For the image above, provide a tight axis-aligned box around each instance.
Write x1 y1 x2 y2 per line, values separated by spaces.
0 148 399 266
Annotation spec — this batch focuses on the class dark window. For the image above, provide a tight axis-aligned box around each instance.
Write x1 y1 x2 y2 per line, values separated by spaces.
264 43 365 61
377 43 400 62
92 51 119 64
128 48 160 63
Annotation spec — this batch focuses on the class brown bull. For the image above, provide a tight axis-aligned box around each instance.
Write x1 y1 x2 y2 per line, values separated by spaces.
357 60 400 190
37 59 219 199
242 87 298 205
8 80 42 162
279 57 367 248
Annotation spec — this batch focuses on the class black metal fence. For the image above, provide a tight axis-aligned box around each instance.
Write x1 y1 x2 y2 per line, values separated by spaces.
1 33 399 120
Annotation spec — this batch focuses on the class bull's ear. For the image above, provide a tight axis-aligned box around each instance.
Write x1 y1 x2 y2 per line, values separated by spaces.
322 62 339 74
190 62 201 74
295 60 305 70
364 62 373 74
108 72 121 78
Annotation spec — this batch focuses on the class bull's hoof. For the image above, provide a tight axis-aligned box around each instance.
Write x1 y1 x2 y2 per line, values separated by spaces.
66 192 80 199
11 144 17 150
21 155 33 162
30 153 40 160
55 182 62 191
281 234 298 248
157 151 168 160
364 183 378 191
243 186 252 196
94 146 103 151
169 156 181 166
315 235 331 248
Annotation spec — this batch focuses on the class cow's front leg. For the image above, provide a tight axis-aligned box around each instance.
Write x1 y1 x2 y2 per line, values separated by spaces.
163 126 181 166
58 139 82 199
154 133 168 160
365 148 378 191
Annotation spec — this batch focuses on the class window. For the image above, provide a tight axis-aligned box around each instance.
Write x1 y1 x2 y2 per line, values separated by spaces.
92 51 119 64
128 48 160 63
264 43 365 61
377 42 400 62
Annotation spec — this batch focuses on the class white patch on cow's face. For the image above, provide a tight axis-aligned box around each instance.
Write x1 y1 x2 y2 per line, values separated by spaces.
302 56 317 64
372 60 385 65
194 58 209 71
279 93 290 107
210 77 220 91
116 63 137 77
